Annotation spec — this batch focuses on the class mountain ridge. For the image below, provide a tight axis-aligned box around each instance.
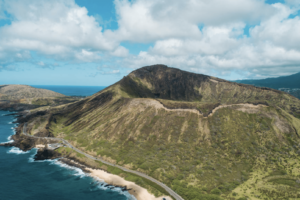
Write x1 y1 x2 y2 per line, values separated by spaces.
235 72 300 99
235 72 300 89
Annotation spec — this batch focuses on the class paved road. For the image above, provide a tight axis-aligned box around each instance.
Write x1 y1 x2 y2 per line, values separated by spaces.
22 123 184 200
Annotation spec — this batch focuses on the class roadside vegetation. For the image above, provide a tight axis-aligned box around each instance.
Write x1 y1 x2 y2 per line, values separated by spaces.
55 146 171 198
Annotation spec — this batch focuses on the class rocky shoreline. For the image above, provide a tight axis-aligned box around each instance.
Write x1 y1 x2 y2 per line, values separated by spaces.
0 110 134 195
1 108 173 200
58 158 131 192
0 129 134 194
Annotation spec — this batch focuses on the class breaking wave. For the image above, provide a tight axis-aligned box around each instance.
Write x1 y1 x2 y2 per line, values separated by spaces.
7 147 30 154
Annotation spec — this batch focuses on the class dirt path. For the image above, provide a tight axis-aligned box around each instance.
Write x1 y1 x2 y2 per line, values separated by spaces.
129 99 266 117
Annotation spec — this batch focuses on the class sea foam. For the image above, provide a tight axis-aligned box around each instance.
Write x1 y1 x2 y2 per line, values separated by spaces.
5 135 14 143
28 148 39 163
55 161 136 199
0 135 14 144
91 176 137 200
54 161 86 178
6 146 137 200
7 147 30 154
27 148 59 164
27 153 86 178
18 141 136 200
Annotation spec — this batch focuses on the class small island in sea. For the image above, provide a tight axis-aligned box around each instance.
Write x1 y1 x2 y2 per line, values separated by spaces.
2 65 300 200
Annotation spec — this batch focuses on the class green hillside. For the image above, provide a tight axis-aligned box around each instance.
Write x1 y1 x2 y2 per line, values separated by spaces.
25 65 300 200
0 84 65 100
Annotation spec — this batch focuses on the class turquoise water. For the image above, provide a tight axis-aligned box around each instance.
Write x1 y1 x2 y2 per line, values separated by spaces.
31 85 107 96
0 111 133 200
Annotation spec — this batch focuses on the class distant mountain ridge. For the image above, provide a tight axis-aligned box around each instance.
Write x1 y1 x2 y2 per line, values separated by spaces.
235 72 300 99
235 72 300 89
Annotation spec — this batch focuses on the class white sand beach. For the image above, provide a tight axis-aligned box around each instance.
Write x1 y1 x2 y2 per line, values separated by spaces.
87 167 172 200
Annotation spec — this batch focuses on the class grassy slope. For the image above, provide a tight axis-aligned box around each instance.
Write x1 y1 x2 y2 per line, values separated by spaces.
0 85 79 110
0 85 65 100
27 71 300 200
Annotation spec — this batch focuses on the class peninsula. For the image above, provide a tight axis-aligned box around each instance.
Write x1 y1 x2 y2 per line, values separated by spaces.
0 85 78 111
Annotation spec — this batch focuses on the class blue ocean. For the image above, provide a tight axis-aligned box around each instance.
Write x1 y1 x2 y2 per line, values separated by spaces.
31 85 106 97
0 86 134 200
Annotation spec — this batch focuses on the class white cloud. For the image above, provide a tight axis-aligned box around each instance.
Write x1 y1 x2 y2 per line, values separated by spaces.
37 61 45 66
114 1 300 79
111 70 120 74
92 68 121 76
1 0 300 79
112 0 200 42
75 49 101 62
35 61 58 69
250 3 300 51
112 0 275 43
110 46 129 57
149 23 244 56
285 0 300 7
0 0 125 63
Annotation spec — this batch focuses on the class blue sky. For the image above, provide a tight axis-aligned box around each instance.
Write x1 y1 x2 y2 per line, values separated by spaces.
0 0 300 86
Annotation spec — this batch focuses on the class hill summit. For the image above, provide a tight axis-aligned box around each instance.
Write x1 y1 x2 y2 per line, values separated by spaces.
20 65 300 200
119 64 211 100
0 85 64 100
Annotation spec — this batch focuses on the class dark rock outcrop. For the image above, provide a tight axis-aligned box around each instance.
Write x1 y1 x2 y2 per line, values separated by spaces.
34 148 61 161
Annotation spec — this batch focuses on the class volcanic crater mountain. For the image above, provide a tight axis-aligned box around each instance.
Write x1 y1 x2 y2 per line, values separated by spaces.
19 65 300 200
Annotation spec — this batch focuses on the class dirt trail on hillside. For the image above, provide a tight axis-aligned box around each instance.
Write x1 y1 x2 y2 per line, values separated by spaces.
208 103 267 117
128 99 267 117
129 99 200 115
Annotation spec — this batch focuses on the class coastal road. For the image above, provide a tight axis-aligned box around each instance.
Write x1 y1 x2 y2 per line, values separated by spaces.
22 123 184 200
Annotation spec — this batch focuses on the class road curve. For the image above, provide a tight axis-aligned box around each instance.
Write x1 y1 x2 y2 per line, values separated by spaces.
22 123 184 200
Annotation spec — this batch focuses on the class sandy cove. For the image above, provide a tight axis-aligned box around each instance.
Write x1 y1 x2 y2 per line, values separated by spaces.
54 158 172 200
87 167 172 200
